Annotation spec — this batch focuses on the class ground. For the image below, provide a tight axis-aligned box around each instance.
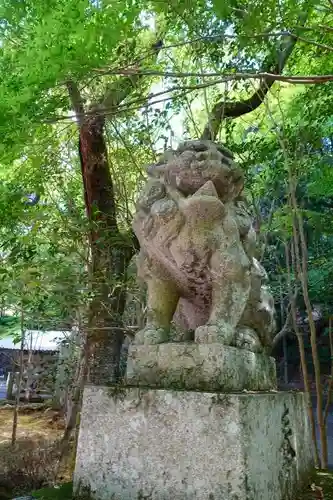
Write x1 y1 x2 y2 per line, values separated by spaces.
28 471 333 499
297 470 333 498
0 403 64 441
32 482 73 499
0 404 73 499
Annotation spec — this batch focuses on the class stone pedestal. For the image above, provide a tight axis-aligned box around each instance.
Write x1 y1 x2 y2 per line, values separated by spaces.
126 344 277 392
74 386 313 500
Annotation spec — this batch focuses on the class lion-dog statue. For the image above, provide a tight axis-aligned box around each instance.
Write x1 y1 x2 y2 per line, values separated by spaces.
132 140 275 353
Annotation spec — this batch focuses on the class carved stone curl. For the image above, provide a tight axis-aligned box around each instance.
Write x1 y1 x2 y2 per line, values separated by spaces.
132 140 275 353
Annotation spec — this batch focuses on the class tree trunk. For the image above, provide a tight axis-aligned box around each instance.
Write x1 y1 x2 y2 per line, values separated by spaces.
79 116 133 385
67 41 163 385
289 178 327 469
286 241 320 467
279 276 288 384
54 327 89 481
11 309 25 447
324 317 333 425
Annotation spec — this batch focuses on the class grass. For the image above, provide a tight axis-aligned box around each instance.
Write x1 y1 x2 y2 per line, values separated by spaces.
32 482 73 499
297 470 333 499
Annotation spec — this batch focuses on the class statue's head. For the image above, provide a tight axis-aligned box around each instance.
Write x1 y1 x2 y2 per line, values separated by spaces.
147 140 244 202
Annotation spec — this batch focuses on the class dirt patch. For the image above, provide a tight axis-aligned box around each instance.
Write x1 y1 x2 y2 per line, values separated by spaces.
0 406 65 442
0 406 65 448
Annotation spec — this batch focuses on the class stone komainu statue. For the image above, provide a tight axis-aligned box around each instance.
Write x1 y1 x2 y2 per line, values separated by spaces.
132 140 275 353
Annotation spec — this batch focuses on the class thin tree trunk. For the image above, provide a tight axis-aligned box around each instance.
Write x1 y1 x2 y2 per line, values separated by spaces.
289 178 327 468
54 327 89 480
324 317 333 425
11 309 25 447
279 276 288 384
282 336 288 385
286 241 320 468
61 329 88 446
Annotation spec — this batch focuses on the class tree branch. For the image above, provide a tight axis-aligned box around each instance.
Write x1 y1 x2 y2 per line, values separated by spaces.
272 288 298 348
98 39 164 118
66 80 85 127
67 38 164 126
201 32 298 141
272 309 292 348
93 68 333 81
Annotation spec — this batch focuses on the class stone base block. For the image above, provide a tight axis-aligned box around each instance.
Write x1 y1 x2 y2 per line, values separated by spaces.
74 386 313 500
126 343 277 392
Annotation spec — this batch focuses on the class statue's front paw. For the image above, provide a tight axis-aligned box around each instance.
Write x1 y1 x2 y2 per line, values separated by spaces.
134 327 170 345
235 327 263 353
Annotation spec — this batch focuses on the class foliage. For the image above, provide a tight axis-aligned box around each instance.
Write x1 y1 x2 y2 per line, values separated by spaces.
0 316 20 339
0 0 331 351
0 0 332 485
0 150 88 331
226 76 333 315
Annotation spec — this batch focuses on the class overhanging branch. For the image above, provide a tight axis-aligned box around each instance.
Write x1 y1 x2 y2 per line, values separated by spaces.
201 31 301 141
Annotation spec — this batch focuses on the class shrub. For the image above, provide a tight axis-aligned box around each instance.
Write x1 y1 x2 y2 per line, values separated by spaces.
0 438 61 498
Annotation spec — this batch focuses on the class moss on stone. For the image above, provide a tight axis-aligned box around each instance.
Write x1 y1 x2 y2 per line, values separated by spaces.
211 394 232 406
106 383 127 402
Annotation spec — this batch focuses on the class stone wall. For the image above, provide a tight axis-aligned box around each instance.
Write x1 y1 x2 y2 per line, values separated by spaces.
1 348 59 400
0 348 15 376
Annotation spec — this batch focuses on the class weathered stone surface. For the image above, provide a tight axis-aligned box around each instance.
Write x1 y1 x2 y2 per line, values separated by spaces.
126 343 277 392
131 140 275 352
74 386 313 500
